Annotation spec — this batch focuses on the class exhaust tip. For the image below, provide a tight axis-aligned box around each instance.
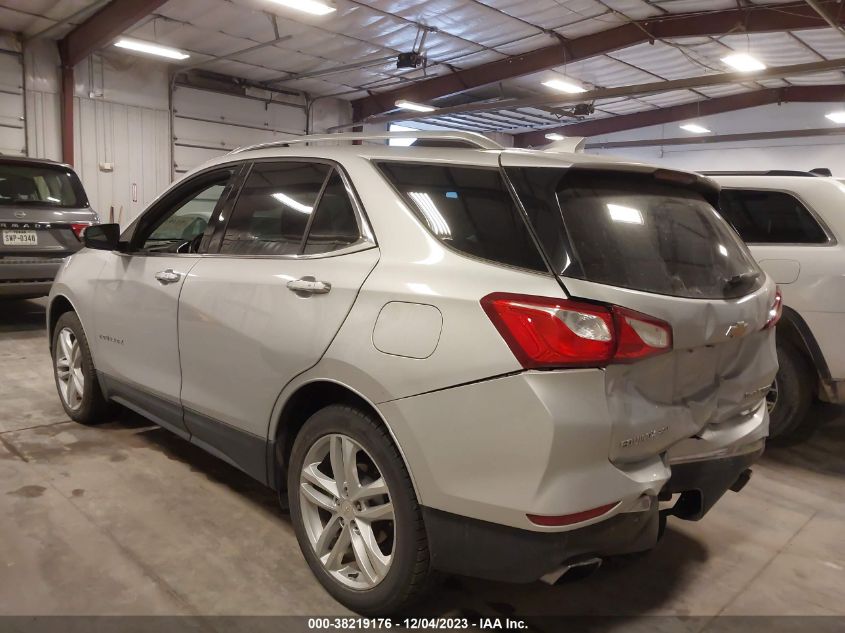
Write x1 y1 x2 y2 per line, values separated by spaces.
540 557 602 585
730 468 753 493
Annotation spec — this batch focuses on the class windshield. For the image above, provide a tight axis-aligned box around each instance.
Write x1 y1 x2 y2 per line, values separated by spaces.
506 168 763 300
0 163 85 208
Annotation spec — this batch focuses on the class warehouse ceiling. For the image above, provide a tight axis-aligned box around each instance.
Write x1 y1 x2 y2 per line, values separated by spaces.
2 0 845 137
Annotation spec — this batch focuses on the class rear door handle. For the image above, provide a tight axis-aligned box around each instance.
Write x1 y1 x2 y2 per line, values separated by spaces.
154 269 181 285
287 277 332 295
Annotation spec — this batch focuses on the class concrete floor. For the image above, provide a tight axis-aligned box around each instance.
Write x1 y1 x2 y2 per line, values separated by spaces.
1 298 844 623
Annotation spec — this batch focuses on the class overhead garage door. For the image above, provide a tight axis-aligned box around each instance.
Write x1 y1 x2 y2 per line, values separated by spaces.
0 49 25 156
172 85 307 177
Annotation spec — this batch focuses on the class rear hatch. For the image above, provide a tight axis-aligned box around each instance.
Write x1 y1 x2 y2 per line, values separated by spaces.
0 160 96 258
502 154 778 464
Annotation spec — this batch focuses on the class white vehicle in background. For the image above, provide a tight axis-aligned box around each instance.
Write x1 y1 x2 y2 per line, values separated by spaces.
712 171 845 438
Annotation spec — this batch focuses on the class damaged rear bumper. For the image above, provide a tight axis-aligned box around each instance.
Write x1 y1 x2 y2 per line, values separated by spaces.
665 440 764 521
423 440 764 583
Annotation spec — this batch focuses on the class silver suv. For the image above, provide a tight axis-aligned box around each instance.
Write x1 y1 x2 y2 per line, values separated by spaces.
0 156 98 299
47 132 779 615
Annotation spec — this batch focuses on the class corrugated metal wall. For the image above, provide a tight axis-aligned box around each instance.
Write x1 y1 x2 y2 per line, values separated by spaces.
73 98 170 223
172 86 307 176
0 48 25 156
69 54 171 223
23 39 62 162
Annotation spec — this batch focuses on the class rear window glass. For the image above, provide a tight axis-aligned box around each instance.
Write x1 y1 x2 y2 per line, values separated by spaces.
718 189 828 244
0 163 85 208
506 168 763 299
377 162 547 273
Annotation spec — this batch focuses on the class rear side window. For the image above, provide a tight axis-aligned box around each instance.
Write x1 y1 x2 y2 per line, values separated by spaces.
506 168 762 300
718 189 828 244
221 162 330 256
303 171 361 255
377 162 547 272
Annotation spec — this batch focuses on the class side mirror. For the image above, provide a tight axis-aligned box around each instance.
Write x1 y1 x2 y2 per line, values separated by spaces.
83 223 121 251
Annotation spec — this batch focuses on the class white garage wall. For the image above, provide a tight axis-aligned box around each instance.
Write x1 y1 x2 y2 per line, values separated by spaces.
74 55 170 226
73 98 170 223
0 40 25 156
23 39 62 161
586 102 845 177
172 86 308 176
71 53 171 223
14 40 354 224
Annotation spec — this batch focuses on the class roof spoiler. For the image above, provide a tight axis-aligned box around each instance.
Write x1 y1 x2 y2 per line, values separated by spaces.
542 137 587 154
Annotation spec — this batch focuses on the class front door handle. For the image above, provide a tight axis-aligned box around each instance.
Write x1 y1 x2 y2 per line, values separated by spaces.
287 277 332 295
154 269 181 285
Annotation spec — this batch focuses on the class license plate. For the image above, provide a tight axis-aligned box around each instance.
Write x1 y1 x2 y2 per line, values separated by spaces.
2 230 38 246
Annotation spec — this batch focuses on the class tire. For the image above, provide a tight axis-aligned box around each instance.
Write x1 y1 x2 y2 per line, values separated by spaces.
287 404 432 616
51 311 111 425
767 342 814 440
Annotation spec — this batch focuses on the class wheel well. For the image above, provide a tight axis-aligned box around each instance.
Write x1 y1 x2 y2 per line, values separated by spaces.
273 381 385 491
777 306 827 387
48 296 75 344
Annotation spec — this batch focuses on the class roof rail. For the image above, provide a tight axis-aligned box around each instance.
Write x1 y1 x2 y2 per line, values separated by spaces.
228 131 503 154
702 170 820 177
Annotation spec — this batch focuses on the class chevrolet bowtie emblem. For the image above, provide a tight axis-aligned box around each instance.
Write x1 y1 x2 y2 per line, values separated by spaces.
726 321 750 338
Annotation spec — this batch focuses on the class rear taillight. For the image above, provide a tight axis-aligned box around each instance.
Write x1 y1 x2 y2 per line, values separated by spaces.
763 288 783 330
480 292 672 369
70 223 92 240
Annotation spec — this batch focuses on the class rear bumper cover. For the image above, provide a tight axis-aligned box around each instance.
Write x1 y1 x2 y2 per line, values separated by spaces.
423 505 659 583
665 444 763 521
423 447 762 582
0 257 63 297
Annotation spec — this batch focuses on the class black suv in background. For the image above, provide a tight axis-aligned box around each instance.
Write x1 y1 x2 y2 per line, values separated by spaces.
0 156 98 299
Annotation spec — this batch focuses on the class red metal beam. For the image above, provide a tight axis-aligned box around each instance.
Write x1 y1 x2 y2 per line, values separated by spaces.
57 0 168 165
59 0 168 67
514 85 845 147
61 66 74 165
353 1 843 119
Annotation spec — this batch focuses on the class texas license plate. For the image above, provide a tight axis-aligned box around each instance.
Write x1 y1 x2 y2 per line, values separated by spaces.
2 230 38 246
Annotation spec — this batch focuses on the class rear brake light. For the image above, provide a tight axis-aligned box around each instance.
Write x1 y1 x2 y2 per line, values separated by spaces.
763 288 783 330
480 292 672 369
70 223 92 240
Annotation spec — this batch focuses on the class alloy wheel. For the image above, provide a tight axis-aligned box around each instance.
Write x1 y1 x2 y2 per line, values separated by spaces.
56 327 84 411
766 377 779 414
299 433 395 590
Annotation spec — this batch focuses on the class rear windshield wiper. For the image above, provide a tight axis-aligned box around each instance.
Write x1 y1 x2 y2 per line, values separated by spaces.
723 271 760 290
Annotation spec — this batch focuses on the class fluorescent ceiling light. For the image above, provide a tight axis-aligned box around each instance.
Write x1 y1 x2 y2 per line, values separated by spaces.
825 111 845 124
607 203 644 225
268 0 336 15
408 191 451 238
542 78 587 94
722 53 766 72
395 100 436 112
272 192 312 214
545 133 565 141
114 38 189 60
680 123 711 134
